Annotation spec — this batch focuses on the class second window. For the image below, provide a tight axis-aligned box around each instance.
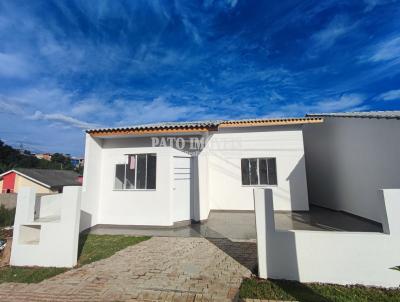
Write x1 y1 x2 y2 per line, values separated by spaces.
241 157 277 186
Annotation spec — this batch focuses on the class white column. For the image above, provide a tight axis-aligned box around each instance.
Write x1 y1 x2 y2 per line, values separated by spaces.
254 188 275 279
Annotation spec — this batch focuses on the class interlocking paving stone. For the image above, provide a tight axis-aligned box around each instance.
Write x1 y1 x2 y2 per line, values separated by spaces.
0 237 257 301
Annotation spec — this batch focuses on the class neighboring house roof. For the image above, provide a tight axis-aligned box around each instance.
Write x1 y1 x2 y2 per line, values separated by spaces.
87 117 323 136
0 168 81 189
307 111 400 119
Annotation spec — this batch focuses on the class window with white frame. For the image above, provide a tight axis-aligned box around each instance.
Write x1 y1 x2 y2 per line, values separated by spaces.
114 154 156 190
241 157 277 186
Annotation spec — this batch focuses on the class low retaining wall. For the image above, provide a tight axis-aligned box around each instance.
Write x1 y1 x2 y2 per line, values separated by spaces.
10 187 82 267
0 193 17 209
254 189 400 288
0 193 55 210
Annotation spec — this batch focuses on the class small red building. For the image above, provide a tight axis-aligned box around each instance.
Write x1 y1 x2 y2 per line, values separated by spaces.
1 171 16 193
0 168 82 194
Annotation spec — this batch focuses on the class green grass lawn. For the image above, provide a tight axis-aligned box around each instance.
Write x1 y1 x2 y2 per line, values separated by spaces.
240 278 400 302
0 234 150 284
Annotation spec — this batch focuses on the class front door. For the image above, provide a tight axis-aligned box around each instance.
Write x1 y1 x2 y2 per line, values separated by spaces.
173 156 192 223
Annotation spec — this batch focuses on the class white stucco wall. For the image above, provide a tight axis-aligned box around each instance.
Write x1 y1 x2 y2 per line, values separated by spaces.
37 194 62 218
254 188 400 288
91 136 192 226
82 134 199 228
81 134 103 231
207 126 309 211
303 117 400 222
99 142 173 226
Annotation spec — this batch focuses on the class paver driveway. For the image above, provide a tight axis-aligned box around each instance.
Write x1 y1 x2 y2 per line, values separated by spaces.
0 237 257 301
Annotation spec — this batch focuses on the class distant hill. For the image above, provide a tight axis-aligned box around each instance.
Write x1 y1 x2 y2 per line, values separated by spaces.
0 140 75 174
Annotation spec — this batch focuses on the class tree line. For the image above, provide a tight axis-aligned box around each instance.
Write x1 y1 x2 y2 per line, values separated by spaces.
0 140 78 174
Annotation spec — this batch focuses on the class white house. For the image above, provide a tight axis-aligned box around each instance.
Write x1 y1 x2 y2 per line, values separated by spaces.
80 117 323 231
303 111 400 223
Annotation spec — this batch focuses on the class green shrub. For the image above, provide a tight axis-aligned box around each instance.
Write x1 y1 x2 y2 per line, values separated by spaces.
0 205 15 227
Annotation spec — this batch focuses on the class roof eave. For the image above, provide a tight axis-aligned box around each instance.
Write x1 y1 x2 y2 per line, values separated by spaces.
306 112 400 119
88 126 218 137
219 117 323 128
87 117 323 137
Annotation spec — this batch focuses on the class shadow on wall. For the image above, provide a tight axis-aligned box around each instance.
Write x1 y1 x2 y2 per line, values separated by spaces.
303 123 341 210
208 152 241 180
257 189 328 301
190 156 200 222
265 206 299 281
287 156 308 210
266 233 332 302
80 210 92 232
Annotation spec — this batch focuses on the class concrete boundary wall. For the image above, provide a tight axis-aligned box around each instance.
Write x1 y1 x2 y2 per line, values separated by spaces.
0 193 55 210
0 193 17 209
254 188 400 288
10 187 81 268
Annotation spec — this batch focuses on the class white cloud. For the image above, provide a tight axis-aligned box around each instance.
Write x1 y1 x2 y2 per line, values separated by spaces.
314 94 366 112
70 98 114 119
114 96 206 125
0 97 25 115
0 52 32 78
364 0 379 12
172 1 203 45
363 0 391 12
203 0 239 9
369 36 400 62
310 16 354 51
226 0 238 8
376 89 400 101
269 91 285 102
266 93 368 117
181 17 202 45
0 85 221 132
29 111 100 129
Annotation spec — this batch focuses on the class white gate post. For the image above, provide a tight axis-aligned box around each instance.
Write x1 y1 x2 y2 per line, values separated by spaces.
254 188 275 279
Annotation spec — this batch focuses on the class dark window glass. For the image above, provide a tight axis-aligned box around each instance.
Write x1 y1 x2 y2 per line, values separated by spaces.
115 164 125 189
125 155 136 189
241 157 277 186
136 154 147 189
241 159 250 185
267 158 277 185
146 154 157 189
259 159 268 185
249 158 258 185
115 154 157 190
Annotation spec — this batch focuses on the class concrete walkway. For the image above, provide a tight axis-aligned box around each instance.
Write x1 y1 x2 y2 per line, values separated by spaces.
0 237 257 301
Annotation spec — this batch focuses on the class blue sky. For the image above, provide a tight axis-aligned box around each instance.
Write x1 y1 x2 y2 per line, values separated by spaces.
0 0 399 156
